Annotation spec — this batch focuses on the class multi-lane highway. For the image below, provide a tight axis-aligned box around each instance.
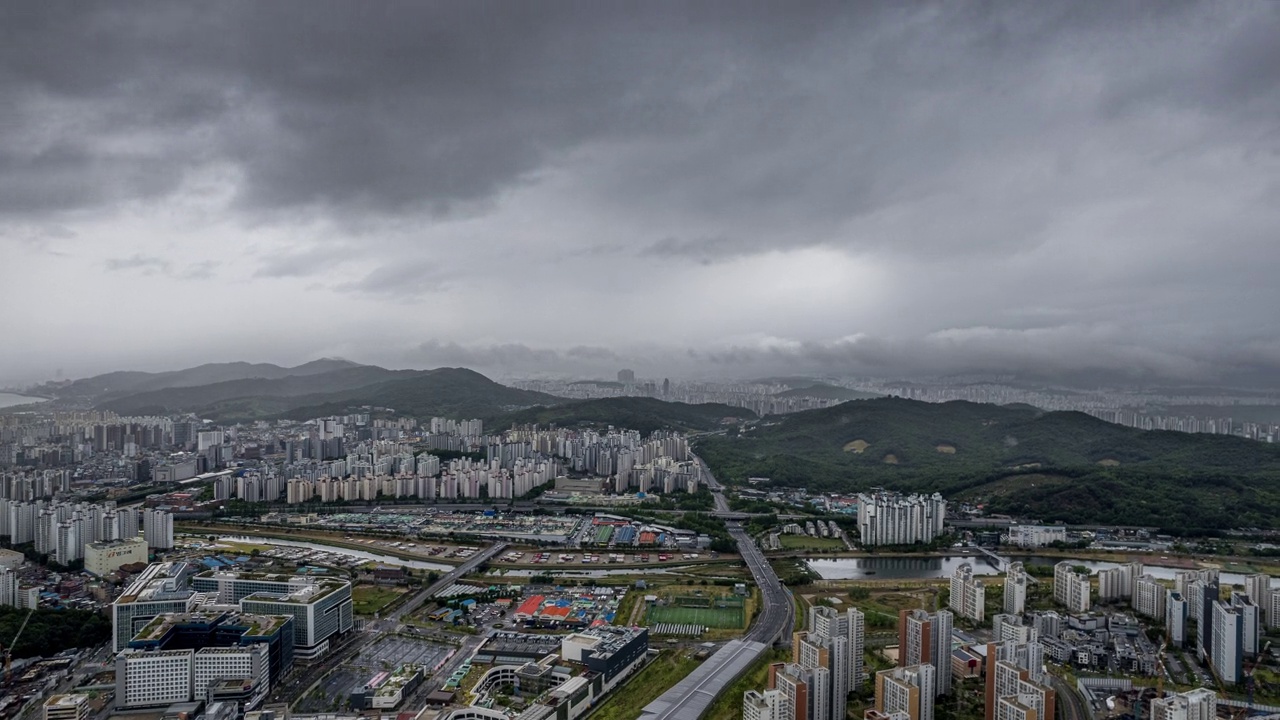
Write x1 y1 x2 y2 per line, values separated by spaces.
639 462 793 720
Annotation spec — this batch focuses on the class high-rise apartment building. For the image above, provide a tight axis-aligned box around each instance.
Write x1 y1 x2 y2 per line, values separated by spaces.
143 509 173 550
1167 591 1188 647
898 609 952 697
743 689 787 720
984 641 1052 720
1097 563 1142 603
1244 574 1271 625
856 492 946 547
1004 562 1028 615
1210 601 1243 684
1134 575 1166 620
771 663 823 720
949 563 985 623
1230 592 1260 655
808 605 866 691
1053 562 1090 613
873 664 935 720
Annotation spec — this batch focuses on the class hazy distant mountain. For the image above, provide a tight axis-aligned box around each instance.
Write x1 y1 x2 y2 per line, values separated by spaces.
490 396 756 434
42 358 363 401
198 367 566 423
98 365 422 416
696 397 1280 530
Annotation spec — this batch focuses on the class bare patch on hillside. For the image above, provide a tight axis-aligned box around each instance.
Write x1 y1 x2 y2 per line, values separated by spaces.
1097 458 1121 467
936 444 956 454
843 439 869 453
882 454 899 464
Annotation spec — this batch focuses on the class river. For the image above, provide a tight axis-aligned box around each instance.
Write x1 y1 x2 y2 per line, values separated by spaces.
0 393 47 409
807 554 1273 586
217 535 453 571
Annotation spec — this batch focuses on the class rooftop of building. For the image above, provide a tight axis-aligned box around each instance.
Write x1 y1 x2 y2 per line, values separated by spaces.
117 562 194 605
132 611 291 642
375 665 424 696
44 694 89 709
565 625 646 660
88 537 146 549
241 579 346 605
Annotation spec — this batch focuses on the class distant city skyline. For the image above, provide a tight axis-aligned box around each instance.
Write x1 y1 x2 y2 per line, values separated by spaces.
2 4 1279 387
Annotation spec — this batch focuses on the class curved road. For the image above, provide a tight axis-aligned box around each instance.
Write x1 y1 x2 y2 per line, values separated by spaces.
639 461 793 720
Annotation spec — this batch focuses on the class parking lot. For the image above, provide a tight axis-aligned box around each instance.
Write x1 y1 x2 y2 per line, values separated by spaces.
295 635 456 714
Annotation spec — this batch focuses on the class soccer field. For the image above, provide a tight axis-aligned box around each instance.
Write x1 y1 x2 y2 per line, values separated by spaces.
645 604 744 629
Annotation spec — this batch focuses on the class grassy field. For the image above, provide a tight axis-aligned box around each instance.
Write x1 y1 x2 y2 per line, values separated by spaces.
778 534 847 551
351 585 407 615
646 603 744 629
587 651 702 720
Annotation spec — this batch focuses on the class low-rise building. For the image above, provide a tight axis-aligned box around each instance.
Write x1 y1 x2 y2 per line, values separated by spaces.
85 537 149 576
43 694 91 720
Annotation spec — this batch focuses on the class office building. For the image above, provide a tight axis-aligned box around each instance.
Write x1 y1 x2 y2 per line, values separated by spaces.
1149 688 1217 720
112 562 197 651
1053 562 1090 613
1167 591 1188 647
743 689 787 720
1134 575 1166 620
209 573 353 661
873 664 935 720
856 491 946 547
1004 563 1028 615
1210 601 1243 684
898 609 952 696
43 695 91 720
126 610 294 687
559 625 648 687
949 563 985 623
1005 526 1066 548
115 644 269 709
85 537 149 576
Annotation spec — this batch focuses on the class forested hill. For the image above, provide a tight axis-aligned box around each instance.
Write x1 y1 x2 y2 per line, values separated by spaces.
695 397 1280 530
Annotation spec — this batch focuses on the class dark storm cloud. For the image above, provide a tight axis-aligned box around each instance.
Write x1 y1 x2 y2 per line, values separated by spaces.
3 2 1280 385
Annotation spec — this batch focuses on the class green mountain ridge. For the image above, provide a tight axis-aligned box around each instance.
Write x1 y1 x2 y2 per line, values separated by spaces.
695 397 1280 530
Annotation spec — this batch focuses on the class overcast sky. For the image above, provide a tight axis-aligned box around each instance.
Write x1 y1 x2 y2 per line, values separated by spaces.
2 2 1279 387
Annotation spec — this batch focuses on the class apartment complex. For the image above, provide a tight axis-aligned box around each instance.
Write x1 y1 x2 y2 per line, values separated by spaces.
1133 575 1166 620
856 492 946 547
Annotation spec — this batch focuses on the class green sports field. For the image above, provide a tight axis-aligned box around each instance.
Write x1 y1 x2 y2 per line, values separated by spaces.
646 604 744 629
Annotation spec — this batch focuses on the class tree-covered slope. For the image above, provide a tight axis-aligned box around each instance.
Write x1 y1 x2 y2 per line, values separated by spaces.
695 397 1280 529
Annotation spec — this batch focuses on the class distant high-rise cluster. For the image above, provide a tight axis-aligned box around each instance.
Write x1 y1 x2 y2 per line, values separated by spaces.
856 491 946 546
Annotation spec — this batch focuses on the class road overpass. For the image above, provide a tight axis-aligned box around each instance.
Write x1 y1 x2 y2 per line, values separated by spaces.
638 465 793 720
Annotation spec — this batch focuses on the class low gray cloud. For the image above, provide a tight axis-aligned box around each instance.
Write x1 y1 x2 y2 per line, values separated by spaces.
1 2 1279 386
